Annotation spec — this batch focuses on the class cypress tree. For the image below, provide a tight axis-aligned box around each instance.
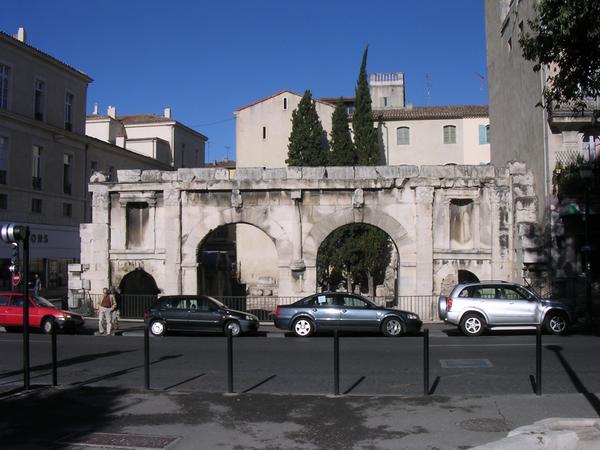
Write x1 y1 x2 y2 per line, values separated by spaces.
287 90 328 166
352 46 381 165
329 98 356 166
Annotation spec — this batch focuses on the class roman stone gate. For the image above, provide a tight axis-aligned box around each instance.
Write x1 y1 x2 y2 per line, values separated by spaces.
69 163 542 317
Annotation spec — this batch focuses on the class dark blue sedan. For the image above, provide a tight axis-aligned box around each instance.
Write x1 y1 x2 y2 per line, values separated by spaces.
274 292 422 337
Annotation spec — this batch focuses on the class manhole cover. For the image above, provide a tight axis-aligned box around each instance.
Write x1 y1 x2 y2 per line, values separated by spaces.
459 418 509 432
440 359 493 369
58 432 178 449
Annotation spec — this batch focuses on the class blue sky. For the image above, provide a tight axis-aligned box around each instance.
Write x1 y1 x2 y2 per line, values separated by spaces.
3 0 488 163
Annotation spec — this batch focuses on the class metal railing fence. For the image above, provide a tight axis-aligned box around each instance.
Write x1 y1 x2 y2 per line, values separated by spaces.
72 293 439 321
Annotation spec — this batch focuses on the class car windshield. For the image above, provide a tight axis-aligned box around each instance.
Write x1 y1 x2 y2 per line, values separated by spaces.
33 296 56 308
207 297 227 309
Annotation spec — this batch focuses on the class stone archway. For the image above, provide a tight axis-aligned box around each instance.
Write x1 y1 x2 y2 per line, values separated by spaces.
117 268 160 318
304 207 411 267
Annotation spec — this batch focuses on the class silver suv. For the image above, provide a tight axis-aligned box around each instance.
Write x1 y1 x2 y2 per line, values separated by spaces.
438 281 574 336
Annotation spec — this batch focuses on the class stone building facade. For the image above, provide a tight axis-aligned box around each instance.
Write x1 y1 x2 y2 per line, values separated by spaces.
70 162 540 319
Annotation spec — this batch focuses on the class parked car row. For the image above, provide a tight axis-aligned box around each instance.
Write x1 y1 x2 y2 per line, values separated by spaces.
0 281 576 338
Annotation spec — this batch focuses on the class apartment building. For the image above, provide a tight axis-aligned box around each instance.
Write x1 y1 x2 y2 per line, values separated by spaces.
0 28 175 295
86 105 207 168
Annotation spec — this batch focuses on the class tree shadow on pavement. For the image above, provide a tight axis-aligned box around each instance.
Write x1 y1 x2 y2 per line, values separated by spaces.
0 350 136 381
74 354 182 387
546 344 600 416
0 385 133 449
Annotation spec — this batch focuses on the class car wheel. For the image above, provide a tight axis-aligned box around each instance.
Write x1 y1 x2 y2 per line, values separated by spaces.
544 312 568 335
381 317 404 337
292 317 314 337
460 313 486 337
149 320 166 336
224 320 241 336
42 317 55 334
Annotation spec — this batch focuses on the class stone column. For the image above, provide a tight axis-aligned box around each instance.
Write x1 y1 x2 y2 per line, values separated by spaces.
82 186 111 299
162 188 182 294
415 186 434 295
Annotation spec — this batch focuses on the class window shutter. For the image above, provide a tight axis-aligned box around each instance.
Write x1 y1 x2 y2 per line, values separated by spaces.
479 125 486 145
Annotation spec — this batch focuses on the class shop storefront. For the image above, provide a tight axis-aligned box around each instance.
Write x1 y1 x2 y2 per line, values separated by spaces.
0 223 79 298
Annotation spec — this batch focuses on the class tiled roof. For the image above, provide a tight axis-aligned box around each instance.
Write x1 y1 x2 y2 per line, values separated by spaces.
236 89 337 112
236 90 301 112
117 114 174 125
372 105 489 120
0 31 93 83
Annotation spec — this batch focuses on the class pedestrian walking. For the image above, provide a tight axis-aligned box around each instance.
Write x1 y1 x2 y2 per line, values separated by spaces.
98 287 116 335
111 287 121 331
33 274 42 297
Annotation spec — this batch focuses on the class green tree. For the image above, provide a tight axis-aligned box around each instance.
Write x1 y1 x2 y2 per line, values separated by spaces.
352 46 381 165
519 0 600 109
287 90 328 166
329 98 356 165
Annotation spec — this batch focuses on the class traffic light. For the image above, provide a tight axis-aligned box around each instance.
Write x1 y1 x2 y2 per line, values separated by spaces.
1 224 28 242
9 242 19 273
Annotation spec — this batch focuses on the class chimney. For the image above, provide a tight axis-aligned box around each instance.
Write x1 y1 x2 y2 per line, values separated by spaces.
107 105 117 119
164 107 172 119
92 102 99 115
16 27 27 43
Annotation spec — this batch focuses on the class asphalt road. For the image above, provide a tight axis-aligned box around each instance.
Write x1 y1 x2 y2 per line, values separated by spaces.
1 324 599 398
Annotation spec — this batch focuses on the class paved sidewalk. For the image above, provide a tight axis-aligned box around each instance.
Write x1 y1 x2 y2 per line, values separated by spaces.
1 385 599 449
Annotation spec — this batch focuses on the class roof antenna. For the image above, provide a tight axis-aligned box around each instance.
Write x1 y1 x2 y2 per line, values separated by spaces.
475 72 486 103
425 73 432 106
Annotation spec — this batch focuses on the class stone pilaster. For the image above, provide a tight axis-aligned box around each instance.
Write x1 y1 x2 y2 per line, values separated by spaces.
415 186 434 295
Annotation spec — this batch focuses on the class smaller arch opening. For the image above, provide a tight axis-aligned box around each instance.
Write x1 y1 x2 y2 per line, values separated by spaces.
458 269 479 284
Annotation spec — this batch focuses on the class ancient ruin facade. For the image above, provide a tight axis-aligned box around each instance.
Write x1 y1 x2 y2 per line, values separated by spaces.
69 162 541 318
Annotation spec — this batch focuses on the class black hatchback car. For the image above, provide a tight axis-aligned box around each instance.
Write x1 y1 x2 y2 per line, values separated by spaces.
143 295 259 336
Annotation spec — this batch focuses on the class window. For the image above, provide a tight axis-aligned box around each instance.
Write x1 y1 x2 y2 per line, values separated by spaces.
283 97 287 110
383 97 388 107
0 63 9 109
479 124 490 145
443 125 457 144
126 202 149 249
90 161 98 178
62 203 72 217
340 295 369 308
0 136 7 184
262 126 267 140
108 166 115 181
396 127 410 145
31 198 42 213
63 154 72 194
32 145 42 190
34 79 45 121
0 193 6 209
64 92 74 131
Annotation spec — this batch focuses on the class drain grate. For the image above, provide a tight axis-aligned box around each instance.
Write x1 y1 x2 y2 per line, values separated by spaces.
440 358 493 369
58 432 178 449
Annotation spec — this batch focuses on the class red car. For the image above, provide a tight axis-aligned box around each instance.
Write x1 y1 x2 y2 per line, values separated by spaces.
0 291 84 333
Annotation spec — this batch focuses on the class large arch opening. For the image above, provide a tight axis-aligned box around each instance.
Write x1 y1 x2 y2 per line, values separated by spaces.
196 223 279 299
316 223 398 306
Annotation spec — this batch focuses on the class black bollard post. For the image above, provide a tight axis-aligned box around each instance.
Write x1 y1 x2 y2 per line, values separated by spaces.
227 327 234 394
536 324 542 396
51 322 57 386
144 323 150 390
423 328 429 396
333 329 340 396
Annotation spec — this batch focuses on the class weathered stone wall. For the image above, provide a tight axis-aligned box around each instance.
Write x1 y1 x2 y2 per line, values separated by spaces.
69 163 540 309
